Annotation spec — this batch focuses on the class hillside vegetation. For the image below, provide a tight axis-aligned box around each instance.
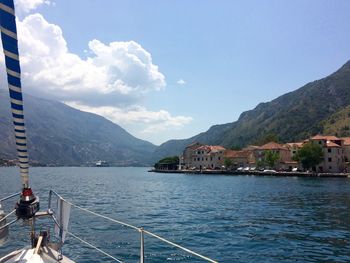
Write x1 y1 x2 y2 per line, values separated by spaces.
154 60 350 160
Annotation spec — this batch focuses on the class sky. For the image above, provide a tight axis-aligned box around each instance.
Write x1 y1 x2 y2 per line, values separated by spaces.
1 0 350 145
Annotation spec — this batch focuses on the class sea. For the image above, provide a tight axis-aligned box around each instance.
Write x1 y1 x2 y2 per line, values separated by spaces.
1 167 350 263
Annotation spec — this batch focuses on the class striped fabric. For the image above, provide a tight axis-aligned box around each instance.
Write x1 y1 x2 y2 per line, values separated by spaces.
0 0 29 187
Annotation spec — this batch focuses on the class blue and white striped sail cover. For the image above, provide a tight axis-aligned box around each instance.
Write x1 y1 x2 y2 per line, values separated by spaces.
0 0 29 187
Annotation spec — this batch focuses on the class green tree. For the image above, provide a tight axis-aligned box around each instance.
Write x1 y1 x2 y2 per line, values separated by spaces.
224 158 233 170
256 159 265 169
154 156 179 170
264 150 280 169
293 142 324 170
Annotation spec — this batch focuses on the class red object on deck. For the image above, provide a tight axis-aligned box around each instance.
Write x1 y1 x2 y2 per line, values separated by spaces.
22 188 33 197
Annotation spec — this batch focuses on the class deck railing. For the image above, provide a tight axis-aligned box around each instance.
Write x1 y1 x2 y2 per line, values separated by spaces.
49 190 218 263
0 190 218 262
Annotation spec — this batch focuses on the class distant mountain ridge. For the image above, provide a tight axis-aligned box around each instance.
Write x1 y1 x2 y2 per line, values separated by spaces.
153 60 350 160
1 60 350 165
0 91 156 166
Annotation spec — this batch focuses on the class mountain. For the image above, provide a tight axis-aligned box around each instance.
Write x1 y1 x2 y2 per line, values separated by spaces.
0 91 156 166
321 105 350 137
154 60 350 159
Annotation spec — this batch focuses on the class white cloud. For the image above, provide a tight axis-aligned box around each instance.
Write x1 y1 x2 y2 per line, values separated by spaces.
0 12 192 141
8 14 166 107
66 102 193 134
177 78 186 85
15 0 52 15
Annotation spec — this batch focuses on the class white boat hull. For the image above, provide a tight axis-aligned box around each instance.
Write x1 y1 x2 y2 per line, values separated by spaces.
0 247 74 263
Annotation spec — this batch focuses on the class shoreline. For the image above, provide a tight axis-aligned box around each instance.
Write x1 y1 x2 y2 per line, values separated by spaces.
149 169 350 178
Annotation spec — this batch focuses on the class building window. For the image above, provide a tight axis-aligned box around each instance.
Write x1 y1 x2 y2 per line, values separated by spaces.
197 151 200 154
328 148 331 153
202 151 204 154
210 157 213 161
319 141 322 144
202 157 204 161
194 158 196 162
328 157 332 162
218 157 221 160
329 166 332 170
206 158 207 161
197 158 200 161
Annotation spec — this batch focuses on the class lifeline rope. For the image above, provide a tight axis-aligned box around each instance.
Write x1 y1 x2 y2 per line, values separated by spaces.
0 0 29 188
67 231 124 263
50 190 218 263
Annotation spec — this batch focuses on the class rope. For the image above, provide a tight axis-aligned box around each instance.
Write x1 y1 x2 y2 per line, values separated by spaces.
51 191 139 231
0 209 16 224
0 218 18 231
50 190 218 262
143 230 218 263
0 192 20 203
67 231 124 263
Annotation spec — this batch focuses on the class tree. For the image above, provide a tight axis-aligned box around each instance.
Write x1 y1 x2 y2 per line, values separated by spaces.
256 159 265 169
154 156 179 170
293 142 324 170
224 158 233 170
264 150 280 169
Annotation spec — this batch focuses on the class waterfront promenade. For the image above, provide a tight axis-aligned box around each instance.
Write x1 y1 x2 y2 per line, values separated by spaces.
150 169 350 178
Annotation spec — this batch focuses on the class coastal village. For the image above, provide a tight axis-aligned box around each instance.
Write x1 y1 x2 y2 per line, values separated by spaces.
161 135 350 174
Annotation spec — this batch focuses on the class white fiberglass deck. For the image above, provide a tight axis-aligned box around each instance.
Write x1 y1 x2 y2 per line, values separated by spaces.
0 247 74 263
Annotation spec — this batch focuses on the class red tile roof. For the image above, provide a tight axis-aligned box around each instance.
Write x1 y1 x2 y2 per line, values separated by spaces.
224 150 251 158
242 145 259 151
326 141 341 148
258 142 288 151
311 135 340 141
196 145 226 153
185 142 203 149
341 137 350 146
285 142 304 148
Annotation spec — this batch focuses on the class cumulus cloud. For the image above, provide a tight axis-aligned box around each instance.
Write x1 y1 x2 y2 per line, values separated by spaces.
13 14 166 107
15 0 52 15
0 12 192 139
177 79 186 85
66 102 193 134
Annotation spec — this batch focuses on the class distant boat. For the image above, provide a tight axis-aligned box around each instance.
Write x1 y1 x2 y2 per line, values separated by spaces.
95 160 109 167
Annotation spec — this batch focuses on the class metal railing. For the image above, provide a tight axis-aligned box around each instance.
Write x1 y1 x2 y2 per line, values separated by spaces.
0 192 20 231
0 192 20 203
49 190 218 263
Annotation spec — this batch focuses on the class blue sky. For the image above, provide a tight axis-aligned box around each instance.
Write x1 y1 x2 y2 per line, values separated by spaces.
4 0 350 145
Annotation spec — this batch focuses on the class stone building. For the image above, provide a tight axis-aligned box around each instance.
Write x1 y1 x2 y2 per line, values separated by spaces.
183 144 226 170
253 142 297 170
309 135 346 173
181 142 203 169
223 150 255 170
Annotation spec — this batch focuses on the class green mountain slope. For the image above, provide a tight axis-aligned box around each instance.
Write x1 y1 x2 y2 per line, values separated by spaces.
0 91 156 166
321 105 350 137
153 60 350 159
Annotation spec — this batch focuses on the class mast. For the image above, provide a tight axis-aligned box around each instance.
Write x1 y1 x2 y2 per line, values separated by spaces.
0 0 29 188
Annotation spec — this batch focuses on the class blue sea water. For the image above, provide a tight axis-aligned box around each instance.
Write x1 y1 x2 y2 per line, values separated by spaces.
1 167 350 262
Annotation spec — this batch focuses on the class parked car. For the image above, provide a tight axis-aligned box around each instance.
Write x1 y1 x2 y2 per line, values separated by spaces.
263 169 277 173
236 167 243 171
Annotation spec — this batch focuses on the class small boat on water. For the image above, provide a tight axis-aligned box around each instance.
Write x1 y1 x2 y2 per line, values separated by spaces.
0 0 217 262
95 160 109 167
